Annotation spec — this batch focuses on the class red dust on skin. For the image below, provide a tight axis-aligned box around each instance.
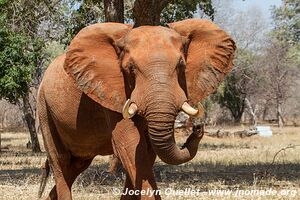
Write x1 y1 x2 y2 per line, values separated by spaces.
38 19 235 199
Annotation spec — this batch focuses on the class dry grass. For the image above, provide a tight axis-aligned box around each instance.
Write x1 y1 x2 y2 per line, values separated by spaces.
0 126 299 199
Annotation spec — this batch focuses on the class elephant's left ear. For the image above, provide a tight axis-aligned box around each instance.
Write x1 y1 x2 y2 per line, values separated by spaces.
168 19 236 105
64 23 132 113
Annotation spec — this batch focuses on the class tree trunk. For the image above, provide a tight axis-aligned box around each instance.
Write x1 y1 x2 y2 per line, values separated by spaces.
21 93 41 152
262 104 268 121
233 113 243 124
231 100 245 124
245 98 257 127
277 101 284 128
104 0 124 23
133 0 170 26
0 111 4 129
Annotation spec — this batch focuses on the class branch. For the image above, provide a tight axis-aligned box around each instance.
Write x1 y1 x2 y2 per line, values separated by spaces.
271 144 300 165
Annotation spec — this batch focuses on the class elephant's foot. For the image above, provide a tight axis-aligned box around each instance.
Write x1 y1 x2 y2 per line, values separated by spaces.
112 119 161 200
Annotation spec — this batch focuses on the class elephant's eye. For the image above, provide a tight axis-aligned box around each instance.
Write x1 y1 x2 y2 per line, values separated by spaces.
128 63 136 74
176 57 186 75
177 57 186 69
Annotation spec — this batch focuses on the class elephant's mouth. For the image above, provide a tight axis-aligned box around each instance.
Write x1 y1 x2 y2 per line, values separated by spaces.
122 99 204 119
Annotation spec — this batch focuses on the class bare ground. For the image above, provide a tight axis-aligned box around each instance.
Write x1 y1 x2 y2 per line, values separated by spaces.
0 126 299 199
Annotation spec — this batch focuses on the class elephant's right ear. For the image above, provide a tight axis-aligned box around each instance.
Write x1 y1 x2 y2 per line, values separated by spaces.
64 23 132 113
168 19 236 105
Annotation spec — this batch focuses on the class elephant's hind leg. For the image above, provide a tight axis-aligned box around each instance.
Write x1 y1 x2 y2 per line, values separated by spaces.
38 105 91 200
46 157 93 199
46 156 93 200
39 109 72 200
112 119 160 200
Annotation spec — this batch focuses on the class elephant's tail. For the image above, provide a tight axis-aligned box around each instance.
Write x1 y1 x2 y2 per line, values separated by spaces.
38 158 50 198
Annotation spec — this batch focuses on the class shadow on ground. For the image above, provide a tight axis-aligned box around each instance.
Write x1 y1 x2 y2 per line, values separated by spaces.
153 162 300 188
1 160 299 189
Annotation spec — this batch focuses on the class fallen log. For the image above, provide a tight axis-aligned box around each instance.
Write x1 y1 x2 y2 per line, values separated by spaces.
206 129 258 138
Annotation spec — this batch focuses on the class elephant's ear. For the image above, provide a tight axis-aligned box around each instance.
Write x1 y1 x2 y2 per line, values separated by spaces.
168 19 236 105
64 23 132 113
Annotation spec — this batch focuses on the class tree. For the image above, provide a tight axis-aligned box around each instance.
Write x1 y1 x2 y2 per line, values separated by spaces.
213 5 267 123
64 0 105 43
66 0 214 29
161 0 214 25
132 0 214 26
271 0 299 46
0 0 67 152
104 0 124 22
132 0 170 26
0 12 41 151
261 0 300 128
262 44 294 127
64 0 125 42
261 41 299 128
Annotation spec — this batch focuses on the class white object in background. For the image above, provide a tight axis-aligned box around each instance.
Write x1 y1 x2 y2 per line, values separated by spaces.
256 126 272 137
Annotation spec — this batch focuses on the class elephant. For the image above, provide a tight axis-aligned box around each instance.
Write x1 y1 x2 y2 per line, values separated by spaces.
37 19 235 199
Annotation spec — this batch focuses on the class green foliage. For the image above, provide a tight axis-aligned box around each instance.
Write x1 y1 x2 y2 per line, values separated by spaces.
64 0 105 44
216 49 259 122
287 44 300 65
0 0 7 5
201 95 216 120
161 0 214 24
218 74 246 122
271 0 300 45
44 41 65 62
271 0 300 74
0 15 35 104
65 0 214 39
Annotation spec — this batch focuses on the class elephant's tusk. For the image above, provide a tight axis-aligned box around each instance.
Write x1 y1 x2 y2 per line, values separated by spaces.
181 102 198 115
181 102 204 118
122 99 138 119
128 103 138 115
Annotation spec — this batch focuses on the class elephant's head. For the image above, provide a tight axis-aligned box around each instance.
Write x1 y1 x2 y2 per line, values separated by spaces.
64 19 236 165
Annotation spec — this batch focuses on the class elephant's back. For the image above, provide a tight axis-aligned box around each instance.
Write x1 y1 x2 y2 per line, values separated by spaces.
38 54 114 157
40 54 82 126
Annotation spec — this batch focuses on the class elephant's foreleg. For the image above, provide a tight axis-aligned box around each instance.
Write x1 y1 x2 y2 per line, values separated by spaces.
112 119 160 200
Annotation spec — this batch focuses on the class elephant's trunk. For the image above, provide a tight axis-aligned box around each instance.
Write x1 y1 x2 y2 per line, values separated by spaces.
144 85 202 165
